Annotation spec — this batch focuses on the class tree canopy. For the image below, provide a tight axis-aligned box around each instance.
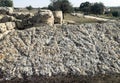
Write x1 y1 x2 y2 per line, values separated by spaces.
48 0 73 13
91 2 105 14
0 0 13 7
26 5 33 10
79 1 91 14
79 2 105 15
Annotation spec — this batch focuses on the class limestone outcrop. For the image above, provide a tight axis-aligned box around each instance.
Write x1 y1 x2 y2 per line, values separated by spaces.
0 7 13 15
53 11 63 24
0 22 120 80
32 9 54 26
0 22 16 33
0 8 63 30
0 15 16 23
12 12 34 20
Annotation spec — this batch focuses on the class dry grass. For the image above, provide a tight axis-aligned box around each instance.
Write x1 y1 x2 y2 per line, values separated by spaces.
64 13 100 24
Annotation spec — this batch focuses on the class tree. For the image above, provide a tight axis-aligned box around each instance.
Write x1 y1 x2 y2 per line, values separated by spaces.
48 0 73 15
0 0 13 7
48 0 73 19
91 2 105 14
26 5 33 10
48 0 61 11
74 7 79 12
79 2 91 14
112 11 120 17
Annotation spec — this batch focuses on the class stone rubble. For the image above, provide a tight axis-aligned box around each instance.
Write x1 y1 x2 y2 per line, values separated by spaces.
0 22 16 33
0 7 63 31
0 7 13 15
0 8 62 39
0 22 120 79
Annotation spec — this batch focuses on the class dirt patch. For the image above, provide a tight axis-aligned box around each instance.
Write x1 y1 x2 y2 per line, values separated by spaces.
0 74 120 83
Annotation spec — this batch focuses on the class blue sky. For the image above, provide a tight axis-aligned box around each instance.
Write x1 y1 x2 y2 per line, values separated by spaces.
13 0 120 7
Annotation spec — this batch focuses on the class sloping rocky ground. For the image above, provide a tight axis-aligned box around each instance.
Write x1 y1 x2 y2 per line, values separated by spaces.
0 22 120 82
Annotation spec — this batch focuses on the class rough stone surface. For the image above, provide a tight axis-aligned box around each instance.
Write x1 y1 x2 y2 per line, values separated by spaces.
53 11 63 24
0 9 62 30
0 15 16 23
0 22 16 33
32 9 54 26
12 12 34 20
0 7 13 15
0 22 120 79
0 23 7 33
5 22 16 30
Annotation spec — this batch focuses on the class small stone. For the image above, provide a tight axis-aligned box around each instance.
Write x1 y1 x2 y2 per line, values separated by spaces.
0 23 7 33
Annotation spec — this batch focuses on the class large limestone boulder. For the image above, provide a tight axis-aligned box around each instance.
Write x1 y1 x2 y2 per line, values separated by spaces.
0 7 13 15
53 11 63 24
32 9 54 26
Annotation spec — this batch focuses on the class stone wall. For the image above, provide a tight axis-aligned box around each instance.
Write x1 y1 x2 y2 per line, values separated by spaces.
0 7 63 32
0 22 120 80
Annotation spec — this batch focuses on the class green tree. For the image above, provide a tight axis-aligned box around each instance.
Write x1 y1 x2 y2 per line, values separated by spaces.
26 5 33 10
48 0 73 18
48 0 73 13
91 2 105 14
74 7 79 12
79 2 91 14
0 0 13 7
112 11 120 17
48 0 74 18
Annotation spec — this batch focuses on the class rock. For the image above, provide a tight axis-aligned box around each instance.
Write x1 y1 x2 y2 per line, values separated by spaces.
5 22 16 30
32 9 54 26
0 22 120 79
53 11 63 24
10 12 34 29
0 15 16 23
15 20 24 29
12 12 34 20
0 23 7 33
0 7 13 15
15 19 33 29
0 22 16 33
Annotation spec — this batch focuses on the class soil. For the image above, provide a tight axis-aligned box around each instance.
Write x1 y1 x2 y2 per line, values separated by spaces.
0 74 120 83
